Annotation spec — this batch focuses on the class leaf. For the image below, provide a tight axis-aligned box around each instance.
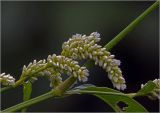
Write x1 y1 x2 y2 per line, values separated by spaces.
22 81 32 112
136 81 156 96
73 84 96 90
72 85 148 112
23 81 32 101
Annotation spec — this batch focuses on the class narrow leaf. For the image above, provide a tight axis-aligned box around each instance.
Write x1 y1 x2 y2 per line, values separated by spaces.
21 81 32 112
72 85 148 112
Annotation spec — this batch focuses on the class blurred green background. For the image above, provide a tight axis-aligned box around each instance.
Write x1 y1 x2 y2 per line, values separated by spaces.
1 1 159 112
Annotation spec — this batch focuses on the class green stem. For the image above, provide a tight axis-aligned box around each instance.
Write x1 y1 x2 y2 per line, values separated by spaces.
104 0 159 51
2 1 159 112
13 77 28 88
1 90 143 112
0 86 12 93
125 93 137 98
1 64 51 93
3 91 54 112
14 64 50 87
125 92 151 98
53 76 77 96
2 75 77 112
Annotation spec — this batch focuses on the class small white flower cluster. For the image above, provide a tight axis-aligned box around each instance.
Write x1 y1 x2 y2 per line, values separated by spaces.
61 32 126 90
62 32 101 59
22 59 47 76
47 54 89 82
141 79 160 100
0 73 15 86
153 79 160 88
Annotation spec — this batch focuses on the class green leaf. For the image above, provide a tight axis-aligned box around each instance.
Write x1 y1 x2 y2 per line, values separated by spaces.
23 81 32 101
21 81 32 112
136 81 156 97
72 85 148 112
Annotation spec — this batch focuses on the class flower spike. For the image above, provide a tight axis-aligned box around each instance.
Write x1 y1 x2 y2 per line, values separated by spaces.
22 59 47 76
47 54 89 83
21 54 89 88
62 32 126 90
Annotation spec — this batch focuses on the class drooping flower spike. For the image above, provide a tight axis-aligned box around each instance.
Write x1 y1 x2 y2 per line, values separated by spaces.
0 73 15 86
61 32 126 90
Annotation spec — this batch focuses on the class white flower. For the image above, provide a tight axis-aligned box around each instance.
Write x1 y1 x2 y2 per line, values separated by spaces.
22 59 47 76
73 34 82 38
61 32 126 90
91 32 100 38
141 78 160 100
0 73 15 86
153 79 160 88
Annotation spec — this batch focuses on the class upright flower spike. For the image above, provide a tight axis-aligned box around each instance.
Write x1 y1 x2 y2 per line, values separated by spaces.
61 32 126 90
0 73 15 86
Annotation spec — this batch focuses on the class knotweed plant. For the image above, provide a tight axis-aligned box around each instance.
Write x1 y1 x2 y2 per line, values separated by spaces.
1 1 159 112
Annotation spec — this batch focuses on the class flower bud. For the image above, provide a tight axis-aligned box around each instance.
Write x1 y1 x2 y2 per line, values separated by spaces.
0 73 15 86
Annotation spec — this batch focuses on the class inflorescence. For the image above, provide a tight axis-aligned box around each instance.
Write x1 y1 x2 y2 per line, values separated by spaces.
141 79 160 100
61 32 126 90
0 32 125 90
0 73 15 86
21 54 89 88
46 54 89 87
22 59 47 78
5 32 160 92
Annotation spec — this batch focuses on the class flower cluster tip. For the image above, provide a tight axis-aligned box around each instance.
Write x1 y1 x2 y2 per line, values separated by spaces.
0 73 15 86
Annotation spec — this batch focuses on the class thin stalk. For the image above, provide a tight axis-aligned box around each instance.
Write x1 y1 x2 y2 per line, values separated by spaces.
2 1 159 112
105 0 159 51
53 76 77 96
1 90 144 112
125 93 137 98
3 91 54 112
0 86 12 93
1 64 51 93
125 92 151 98
2 75 77 112
14 64 50 87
